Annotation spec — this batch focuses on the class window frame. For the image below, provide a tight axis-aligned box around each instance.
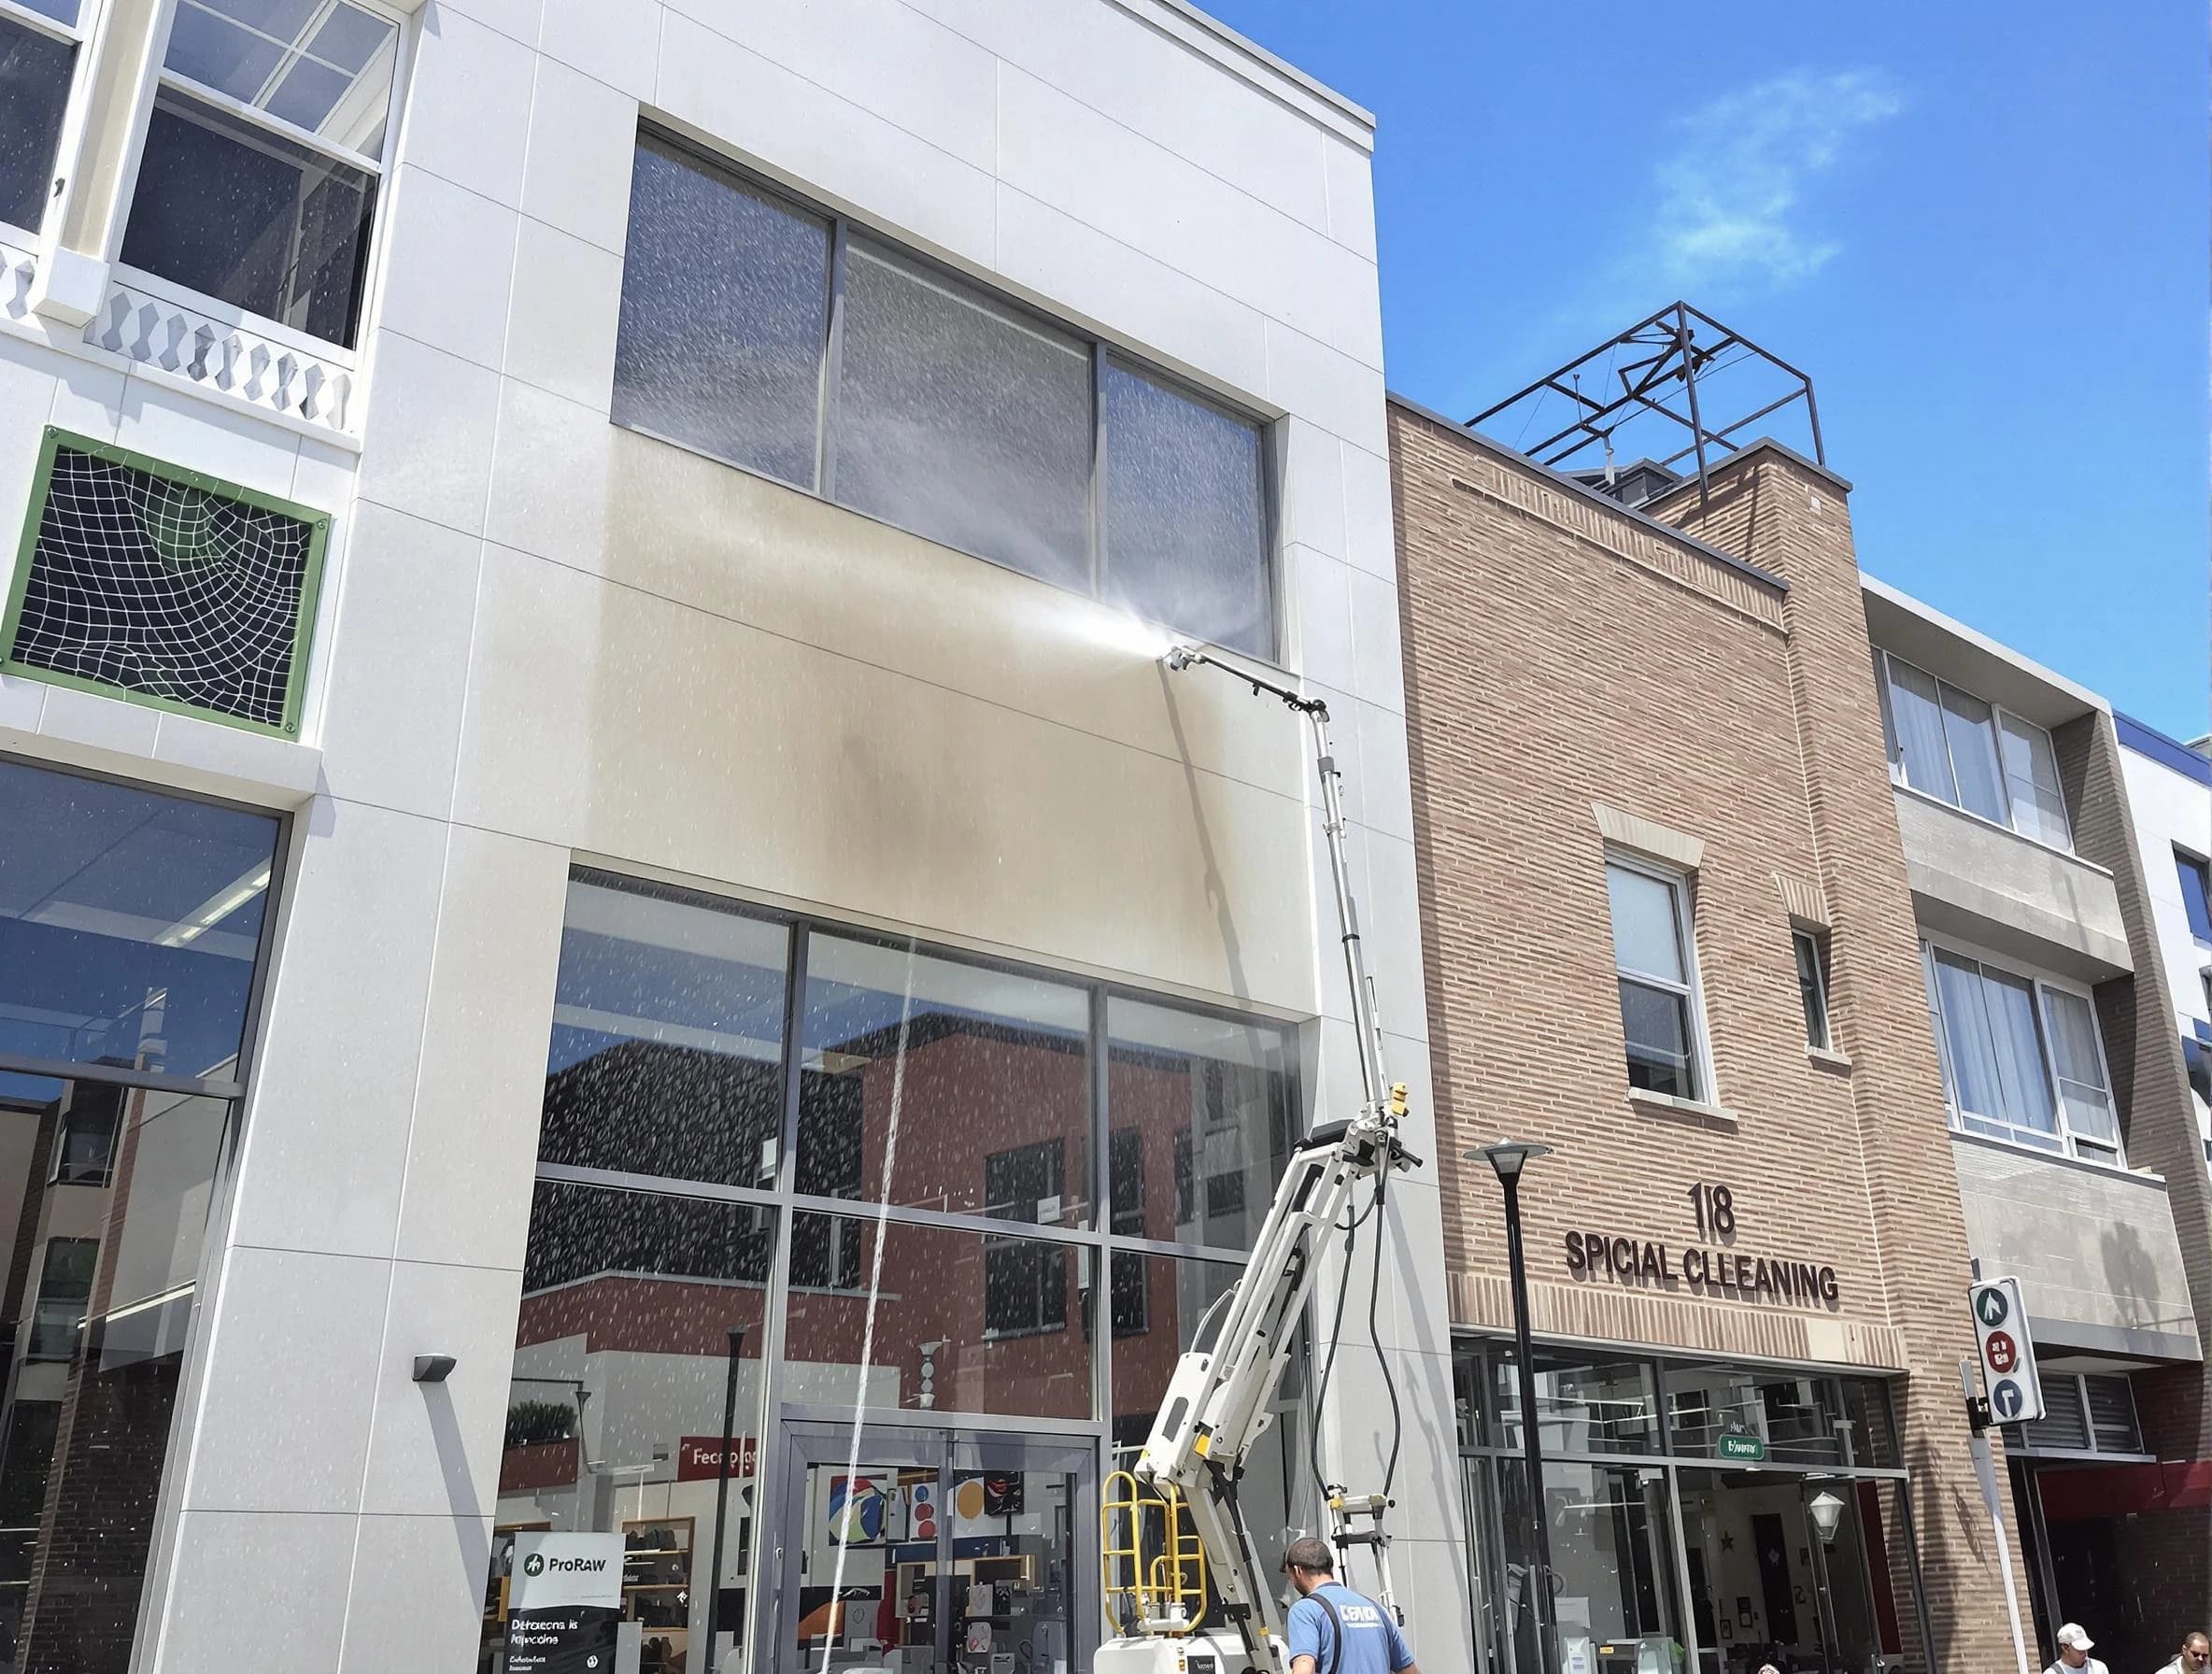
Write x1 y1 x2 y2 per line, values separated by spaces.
2176 846 2212 946
1 428 332 735
1792 928 1832 1052
1873 648 2074 853
0 0 96 244
1604 852 1715 1105
1921 938 2122 1164
613 125 1282 662
115 0 408 356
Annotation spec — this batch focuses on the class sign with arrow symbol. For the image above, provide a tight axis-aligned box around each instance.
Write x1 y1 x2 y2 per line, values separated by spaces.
1969 1277 2045 1426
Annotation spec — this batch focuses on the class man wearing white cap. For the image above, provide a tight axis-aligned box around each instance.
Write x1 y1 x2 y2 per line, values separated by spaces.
2048 1624 2109 1674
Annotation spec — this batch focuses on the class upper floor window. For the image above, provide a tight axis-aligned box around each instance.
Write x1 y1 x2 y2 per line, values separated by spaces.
1606 858 1709 1102
2176 847 2212 944
1872 649 2072 849
0 0 84 236
1793 929 1832 1051
118 0 402 348
1923 943 2119 1162
611 129 1276 659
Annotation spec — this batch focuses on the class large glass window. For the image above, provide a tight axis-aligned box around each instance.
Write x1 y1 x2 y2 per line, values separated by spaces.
0 759 278 1082
119 0 401 347
1493 1349 1663 1455
610 135 832 489
540 880 789 1187
1099 357 1271 656
612 131 1276 658
2177 848 2212 943
0 760 278 1674
1924 944 2118 1161
1875 651 2073 849
0 1 79 236
1606 858 1707 1101
797 934 1091 1226
1106 998 1293 1251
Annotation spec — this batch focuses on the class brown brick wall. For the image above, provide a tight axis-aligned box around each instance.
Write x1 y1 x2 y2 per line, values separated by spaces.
1390 410 2025 1674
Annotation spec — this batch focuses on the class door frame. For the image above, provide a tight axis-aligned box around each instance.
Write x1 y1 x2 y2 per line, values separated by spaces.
770 1413 1099 1669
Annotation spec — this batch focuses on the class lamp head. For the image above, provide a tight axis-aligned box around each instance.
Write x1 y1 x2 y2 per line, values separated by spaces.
1807 1488 1847 1543
1163 644 1199 672
1468 1139 1554 1185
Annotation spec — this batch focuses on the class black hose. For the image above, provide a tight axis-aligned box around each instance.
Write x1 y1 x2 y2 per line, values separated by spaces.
1368 1159 1403 1497
1309 1200 1358 1507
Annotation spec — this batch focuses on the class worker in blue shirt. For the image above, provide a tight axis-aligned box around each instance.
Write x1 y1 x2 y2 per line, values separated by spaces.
1282 1537 1420 1674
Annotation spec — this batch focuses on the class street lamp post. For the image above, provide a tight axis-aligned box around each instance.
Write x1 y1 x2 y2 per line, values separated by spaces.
706 1326 747 1667
1473 1140 1556 1674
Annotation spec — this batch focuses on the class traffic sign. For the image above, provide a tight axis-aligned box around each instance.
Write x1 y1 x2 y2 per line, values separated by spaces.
1969 1277 2045 1425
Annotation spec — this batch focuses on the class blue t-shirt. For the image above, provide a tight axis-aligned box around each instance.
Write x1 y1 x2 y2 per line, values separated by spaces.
1286 1583 1414 1674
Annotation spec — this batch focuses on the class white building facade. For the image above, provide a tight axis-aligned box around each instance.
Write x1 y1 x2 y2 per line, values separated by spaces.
0 1 1464 1669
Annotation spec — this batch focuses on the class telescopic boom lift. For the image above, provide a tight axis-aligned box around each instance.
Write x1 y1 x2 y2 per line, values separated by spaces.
1098 648 1423 1674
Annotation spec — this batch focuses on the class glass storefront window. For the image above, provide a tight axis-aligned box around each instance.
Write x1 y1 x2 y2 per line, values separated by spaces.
494 1181 775 1674
798 935 1093 1227
539 879 789 1187
1106 997 1295 1252
0 1078 230 1669
1665 1364 1871 1467
785 1215 1091 1420
0 760 279 1080
1495 1349 1664 1455
1494 1458 1682 1674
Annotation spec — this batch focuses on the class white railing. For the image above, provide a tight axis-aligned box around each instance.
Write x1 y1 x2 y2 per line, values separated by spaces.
0 232 35 325
83 277 354 433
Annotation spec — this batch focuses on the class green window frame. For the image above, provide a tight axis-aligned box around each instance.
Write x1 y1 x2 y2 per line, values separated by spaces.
2 426 330 737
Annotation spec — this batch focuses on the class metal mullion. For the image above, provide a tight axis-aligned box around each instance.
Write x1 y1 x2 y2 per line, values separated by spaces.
1099 1231 1248 1265
1088 342 1107 600
531 1161 787 1213
744 919 805 1667
787 1191 1103 1250
1089 986 1112 1429
780 1402 1106 1440
157 70 384 177
816 221 849 499
0 1052 241 1101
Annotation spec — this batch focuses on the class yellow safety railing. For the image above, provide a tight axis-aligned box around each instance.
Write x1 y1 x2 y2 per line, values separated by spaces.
1102 1469 1209 1637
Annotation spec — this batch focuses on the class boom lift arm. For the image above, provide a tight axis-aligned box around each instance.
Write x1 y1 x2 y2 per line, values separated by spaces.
1100 651 1423 1674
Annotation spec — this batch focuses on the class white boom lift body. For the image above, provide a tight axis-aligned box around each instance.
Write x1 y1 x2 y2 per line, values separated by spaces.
1099 650 1423 1674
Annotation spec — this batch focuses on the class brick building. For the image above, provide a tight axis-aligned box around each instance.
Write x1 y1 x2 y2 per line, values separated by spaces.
1390 398 2045 1674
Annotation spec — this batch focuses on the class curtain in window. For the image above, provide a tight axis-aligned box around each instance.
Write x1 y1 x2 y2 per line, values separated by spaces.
1985 968 2057 1134
1939 685 2009 823
1998 715 2071 847
2042 987 2118 1148
1886 661 1955 801
1933 952 2005 1119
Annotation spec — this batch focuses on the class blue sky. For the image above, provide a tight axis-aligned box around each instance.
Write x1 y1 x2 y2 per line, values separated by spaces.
1206 0 2209 738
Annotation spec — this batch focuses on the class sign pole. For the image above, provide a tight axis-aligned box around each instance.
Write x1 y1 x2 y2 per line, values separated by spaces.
707 1326 746 1672
1959 1358 2033 1674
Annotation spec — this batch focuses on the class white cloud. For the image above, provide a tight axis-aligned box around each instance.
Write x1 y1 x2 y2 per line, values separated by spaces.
1640 69 1904 296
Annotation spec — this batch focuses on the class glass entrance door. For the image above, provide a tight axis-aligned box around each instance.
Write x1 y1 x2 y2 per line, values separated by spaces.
778 1424 1093 1674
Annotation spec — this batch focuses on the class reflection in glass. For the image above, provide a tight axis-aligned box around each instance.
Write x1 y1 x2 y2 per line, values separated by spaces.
1500 1459 1681 1674
797 935 1091 1225
120 89 379 346
0 16 73 235
496 1182 775 1673
612 135 832 488
1099 357 1270 657
1493 1350 1661 1455
0 1079 228 1669
0 761 279 1080
832 243 1095 589
1106 998 1294 1251
163 0 396 154
785 1215 1090 1420
1677 1468 1898 1674
538 881 788 1185
1665 1365 1865 1467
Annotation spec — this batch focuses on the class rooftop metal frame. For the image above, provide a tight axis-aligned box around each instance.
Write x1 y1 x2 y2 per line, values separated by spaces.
1468 301 1824 507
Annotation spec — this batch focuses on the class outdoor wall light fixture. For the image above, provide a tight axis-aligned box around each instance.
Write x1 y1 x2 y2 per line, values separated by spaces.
1808 1488 1848 1545
412 1354 457 1383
